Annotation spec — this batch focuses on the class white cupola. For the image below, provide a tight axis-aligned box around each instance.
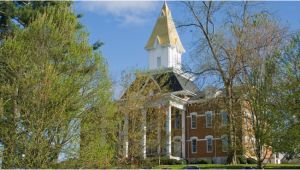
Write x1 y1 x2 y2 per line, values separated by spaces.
145 2 185 70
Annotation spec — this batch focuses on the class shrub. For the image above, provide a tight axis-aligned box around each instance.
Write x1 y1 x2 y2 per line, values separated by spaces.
140 158 154 168
237 155 247 164
160 158 186 165
246 157 257 164
183 165 199 169
188 159 208 164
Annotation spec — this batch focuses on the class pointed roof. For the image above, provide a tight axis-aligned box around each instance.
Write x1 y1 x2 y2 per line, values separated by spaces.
121 69 199 100
145 2 185 53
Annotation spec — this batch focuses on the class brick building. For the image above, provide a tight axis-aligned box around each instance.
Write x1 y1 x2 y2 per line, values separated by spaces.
119 2 278 164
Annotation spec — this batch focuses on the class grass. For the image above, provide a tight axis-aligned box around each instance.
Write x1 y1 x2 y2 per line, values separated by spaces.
154 163 300 169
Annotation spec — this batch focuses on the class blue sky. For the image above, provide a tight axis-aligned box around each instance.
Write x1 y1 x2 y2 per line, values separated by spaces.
73 1 300 98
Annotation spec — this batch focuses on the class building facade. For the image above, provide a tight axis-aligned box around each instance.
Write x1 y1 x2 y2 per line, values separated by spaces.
119 2 278 164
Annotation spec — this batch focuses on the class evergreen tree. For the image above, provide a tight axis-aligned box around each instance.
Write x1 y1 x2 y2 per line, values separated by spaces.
0 1 72 40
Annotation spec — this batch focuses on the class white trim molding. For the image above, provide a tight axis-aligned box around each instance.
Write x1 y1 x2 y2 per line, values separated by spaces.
170 100 185 110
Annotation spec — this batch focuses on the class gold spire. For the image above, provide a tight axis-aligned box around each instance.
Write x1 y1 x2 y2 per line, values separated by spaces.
161 1 170 17
145 2 185 53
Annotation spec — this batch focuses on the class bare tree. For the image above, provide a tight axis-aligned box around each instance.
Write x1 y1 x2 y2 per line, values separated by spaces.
179 1 284 164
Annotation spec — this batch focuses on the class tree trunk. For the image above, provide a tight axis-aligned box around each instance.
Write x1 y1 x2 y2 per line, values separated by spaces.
256 143 263 169
226 83 237 164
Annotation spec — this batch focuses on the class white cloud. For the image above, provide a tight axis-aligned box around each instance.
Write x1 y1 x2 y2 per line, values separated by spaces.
77 1 160 25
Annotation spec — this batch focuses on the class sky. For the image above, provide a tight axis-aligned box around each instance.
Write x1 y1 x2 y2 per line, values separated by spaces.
73 1 300 98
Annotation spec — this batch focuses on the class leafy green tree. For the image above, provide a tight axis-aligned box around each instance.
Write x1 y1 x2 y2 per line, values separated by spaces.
241 55 281 168
272 32 300 159
0 4 116 168
233 12 288 169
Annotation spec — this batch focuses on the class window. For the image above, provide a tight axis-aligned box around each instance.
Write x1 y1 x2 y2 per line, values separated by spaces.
221 135 228 152
206 111 212 128
0 142 3 167
191 113 197 129
206 136 213 152
157 56 161 68
175 110 181 129
221 111 228 126
191 138 197 153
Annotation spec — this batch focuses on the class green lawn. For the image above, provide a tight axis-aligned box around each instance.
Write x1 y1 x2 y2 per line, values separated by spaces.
155 164 300 169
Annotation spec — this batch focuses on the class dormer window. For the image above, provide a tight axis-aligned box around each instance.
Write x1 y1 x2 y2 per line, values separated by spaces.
157 56 161 68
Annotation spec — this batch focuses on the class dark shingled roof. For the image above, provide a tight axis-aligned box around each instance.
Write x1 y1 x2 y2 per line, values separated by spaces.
152 71 200 94
120 70 200 99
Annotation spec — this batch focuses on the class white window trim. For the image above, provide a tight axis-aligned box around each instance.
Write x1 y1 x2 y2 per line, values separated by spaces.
205 135 213 153
190 112 197 129
191 136 198 154
221 135 228 152
205 111 212 128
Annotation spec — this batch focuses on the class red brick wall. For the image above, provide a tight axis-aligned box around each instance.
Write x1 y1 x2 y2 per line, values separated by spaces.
186 139 228 158
185 100 234 159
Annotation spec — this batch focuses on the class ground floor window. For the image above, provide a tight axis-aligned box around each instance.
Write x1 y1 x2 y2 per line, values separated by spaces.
191 138 197 153
221 135 228 152
206 136 213 152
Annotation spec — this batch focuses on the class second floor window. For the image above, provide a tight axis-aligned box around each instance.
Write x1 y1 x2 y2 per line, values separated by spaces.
221 111 228 126
206 111 212 128
191 113 197 129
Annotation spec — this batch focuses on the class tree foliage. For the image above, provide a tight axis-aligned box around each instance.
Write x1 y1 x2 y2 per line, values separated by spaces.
0 4 116 168
271 32 300 158
0 1 73 40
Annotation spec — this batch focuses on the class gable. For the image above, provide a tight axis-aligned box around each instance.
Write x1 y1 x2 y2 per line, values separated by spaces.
120 71 200 100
